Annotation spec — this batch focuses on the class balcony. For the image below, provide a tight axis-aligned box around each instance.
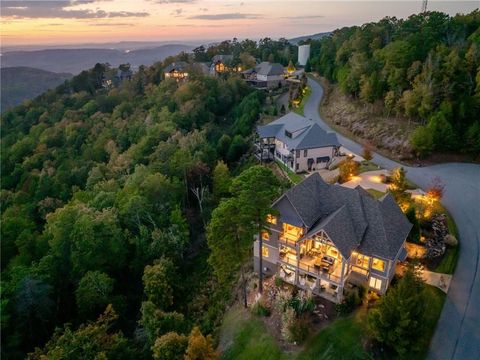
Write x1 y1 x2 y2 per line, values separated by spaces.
299 255 344 283
279 235 298 247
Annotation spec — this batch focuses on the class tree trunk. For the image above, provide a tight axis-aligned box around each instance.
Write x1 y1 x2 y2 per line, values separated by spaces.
258 230 263 294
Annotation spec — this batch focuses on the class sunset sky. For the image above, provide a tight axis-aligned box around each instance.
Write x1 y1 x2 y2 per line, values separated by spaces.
1 1 478 46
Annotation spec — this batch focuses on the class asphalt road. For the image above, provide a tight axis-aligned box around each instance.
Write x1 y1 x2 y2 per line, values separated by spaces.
305 78 480 360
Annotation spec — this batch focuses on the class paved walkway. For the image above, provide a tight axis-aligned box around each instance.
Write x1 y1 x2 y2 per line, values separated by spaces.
305 77 480 360
342 169 390 192
396 264 452 293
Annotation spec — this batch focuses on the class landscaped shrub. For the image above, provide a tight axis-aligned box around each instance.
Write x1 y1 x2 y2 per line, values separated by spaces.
288 315 310 344
336 290 362 315
293 290 315 315
274 276 284 288
444 234 458 247
274 289 293 312
251 298 271 317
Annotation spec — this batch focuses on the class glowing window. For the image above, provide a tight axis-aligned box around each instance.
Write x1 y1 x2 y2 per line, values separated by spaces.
352 252 370 269
369 276 382 291
266 214 277 225
262 246 269 258
261 231 269 241
372 258 385 272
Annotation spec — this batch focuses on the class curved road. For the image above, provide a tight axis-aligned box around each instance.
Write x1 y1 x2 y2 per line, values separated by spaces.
305 78 480 360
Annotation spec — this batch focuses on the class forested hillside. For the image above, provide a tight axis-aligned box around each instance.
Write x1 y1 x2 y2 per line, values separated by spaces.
308 10 480 157
1 67 73 111
0 45 277 359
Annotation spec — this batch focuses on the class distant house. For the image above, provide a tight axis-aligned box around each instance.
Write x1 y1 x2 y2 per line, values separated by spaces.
208 54 242 75
242 62 286 89
163 61 189 81
254 173 411 303
256 112 340 172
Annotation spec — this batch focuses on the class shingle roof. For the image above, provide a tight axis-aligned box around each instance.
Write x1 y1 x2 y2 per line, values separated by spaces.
244 61 284 76
212 54 233 63
257 113 340 150
163 61 188 73
273 173 412 259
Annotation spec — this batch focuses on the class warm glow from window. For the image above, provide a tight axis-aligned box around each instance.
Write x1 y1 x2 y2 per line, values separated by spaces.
352 252 369 269
372 258 385 272
262 245 269 257
261 231 269 241
282 223 303 241
266 214 277 224
369 276 382 291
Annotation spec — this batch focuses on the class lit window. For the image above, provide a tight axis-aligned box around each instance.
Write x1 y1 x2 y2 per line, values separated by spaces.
261 231 269 241
352 252 369 269
262 246 269 258
369 276 382 291
266 214 277 225
372 258 385 272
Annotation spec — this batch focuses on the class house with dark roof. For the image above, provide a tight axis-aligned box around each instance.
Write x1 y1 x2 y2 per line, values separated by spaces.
256 112 341 172
163 61 189 81
210 54 241 75
254 173 411 303
242 61 286 89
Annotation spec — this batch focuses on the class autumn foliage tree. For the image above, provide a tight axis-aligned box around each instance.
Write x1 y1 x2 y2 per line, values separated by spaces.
184 326 218 360
338 158 359 183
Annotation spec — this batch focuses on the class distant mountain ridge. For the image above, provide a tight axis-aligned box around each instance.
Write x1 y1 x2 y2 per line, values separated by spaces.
289 32 331 45
1 67 72 111
1 44 193 74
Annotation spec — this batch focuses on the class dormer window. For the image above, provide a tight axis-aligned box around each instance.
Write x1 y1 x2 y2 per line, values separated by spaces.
285 130 292 138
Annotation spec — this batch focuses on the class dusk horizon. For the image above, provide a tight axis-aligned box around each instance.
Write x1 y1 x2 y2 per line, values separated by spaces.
2 1 479 47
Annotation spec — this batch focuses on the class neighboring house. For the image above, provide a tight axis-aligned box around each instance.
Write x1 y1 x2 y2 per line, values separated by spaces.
256 112 340 172
163 61 189 81
242 62 285 89
210 54 240 75
254 173 411 303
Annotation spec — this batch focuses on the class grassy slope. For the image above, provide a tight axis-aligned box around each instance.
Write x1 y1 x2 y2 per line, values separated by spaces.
220 306 286 360
219 285 445 360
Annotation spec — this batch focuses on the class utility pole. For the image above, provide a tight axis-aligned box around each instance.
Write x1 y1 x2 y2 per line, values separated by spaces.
422 0 428 13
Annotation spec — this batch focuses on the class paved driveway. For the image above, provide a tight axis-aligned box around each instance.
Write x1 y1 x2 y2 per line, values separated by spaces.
305 77 480 360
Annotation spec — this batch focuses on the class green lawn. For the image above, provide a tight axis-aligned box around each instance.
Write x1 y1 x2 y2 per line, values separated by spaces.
220 307 370 360
275 160 304 184
358 161 380 174
293 86 312 116
297 311 370 360
366 188 385 200
219 285 446 360
220 307 287 360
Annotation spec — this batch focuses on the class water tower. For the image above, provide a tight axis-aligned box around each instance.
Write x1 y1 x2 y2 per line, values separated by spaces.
298 44 311 66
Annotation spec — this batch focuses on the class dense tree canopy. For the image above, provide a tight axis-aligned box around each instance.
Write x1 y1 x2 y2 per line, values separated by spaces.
308 10 480 156
1 52 265 359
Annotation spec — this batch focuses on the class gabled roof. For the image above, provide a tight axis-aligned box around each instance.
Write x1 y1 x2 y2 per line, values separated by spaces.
272 173 412 260
244 61 284 76
212 54 233 63
257 113 340 150
163 61 188 73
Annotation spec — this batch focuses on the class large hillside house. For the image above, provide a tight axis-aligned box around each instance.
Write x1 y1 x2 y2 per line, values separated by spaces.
254 174 411 303
242 62 286 89
163 61 189 81
256 113 340 172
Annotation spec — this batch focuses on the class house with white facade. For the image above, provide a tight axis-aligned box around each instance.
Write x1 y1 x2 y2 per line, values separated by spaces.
242 62 286 89
254 173 411 303
256 112 340 172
